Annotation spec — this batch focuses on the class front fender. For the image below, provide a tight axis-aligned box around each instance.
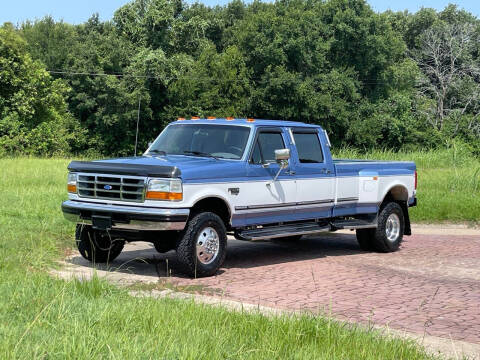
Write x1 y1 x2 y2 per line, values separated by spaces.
182 183 234 216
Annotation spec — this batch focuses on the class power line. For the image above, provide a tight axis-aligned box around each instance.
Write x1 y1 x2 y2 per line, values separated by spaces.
47 70 156 79
45 69 393 84
1 67 395 84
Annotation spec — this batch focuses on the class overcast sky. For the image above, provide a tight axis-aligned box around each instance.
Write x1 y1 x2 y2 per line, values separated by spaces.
1 0 478 25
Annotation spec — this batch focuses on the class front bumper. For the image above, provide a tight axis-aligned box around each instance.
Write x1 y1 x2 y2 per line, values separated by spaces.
61 200 189 231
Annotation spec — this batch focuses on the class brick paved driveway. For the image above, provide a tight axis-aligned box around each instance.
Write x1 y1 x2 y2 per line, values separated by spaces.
70 231 480 344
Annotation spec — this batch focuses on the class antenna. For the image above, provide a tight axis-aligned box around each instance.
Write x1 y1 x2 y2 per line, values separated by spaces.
134 97 140 157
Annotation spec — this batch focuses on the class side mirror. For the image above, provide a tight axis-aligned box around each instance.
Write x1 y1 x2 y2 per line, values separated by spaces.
270 149 290 183
275 148 290 162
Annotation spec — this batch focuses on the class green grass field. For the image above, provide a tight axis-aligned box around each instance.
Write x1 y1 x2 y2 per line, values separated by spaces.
1 151 477 359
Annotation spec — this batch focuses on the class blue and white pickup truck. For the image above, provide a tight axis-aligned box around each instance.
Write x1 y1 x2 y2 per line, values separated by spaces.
62 118 417 277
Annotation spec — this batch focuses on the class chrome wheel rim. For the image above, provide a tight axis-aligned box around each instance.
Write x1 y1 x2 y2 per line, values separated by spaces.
385 213 400 242
196 227 220 265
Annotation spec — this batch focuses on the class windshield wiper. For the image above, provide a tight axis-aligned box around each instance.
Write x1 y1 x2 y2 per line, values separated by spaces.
183 150 218 159
147 149 167 156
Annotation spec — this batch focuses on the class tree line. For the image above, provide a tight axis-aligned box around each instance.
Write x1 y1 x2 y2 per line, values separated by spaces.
1 0 479 157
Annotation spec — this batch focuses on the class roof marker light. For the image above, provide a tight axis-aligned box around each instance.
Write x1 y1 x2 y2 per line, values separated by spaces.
177 117 185 121
207 116 216 120
246 118 255 122
226 117 234 121
191 116 200 120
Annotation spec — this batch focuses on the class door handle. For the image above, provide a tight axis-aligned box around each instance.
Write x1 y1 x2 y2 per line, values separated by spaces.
320 168 331 174
286 170 296 175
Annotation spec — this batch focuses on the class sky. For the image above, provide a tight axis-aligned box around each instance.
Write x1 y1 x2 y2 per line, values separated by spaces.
0 0 478 25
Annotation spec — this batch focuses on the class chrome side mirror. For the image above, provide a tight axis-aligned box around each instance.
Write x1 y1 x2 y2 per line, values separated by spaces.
275 148 290 162
271 149 290 182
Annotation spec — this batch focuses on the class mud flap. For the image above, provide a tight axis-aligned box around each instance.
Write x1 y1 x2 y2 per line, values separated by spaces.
400 202 411 236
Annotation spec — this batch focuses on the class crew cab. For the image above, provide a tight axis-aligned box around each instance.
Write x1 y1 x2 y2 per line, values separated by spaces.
62 118 417 277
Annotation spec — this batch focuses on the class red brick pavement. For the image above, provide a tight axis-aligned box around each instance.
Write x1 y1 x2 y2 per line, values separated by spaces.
156 232 480 344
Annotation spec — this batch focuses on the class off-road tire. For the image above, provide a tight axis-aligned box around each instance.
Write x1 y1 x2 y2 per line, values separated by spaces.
75 224 124 263
176 212 227 278
153 231 178 253
356 202 404 252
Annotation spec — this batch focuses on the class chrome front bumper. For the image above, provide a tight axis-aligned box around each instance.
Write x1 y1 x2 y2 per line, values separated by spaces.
61 200 189 231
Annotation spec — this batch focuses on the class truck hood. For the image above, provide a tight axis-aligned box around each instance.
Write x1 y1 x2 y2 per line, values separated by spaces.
68 155 244 181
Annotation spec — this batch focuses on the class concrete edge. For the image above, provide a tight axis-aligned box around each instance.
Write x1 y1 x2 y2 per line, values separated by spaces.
411 224 480 236
336 224 480 236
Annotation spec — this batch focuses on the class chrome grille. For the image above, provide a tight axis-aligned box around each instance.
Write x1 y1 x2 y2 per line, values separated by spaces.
77 174 145 202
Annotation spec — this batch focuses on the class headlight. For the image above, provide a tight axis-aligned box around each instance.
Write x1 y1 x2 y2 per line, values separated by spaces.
67 173 77 193
146 179 183 201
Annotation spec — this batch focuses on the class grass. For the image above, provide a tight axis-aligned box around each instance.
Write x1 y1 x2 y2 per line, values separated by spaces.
0 274 435 359
0 157 439 359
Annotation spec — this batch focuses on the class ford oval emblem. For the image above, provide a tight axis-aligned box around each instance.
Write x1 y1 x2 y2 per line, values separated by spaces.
104 185 113 190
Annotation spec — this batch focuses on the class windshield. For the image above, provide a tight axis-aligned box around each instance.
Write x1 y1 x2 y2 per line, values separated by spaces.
147 124 251 160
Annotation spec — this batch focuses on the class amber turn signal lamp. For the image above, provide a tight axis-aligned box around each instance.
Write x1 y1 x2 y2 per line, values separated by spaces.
67 184 77 193
146 191 183 201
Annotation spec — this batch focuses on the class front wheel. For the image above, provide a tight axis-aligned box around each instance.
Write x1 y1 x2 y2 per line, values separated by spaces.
356 202 404 253
75 224 124 263
176 212 227 278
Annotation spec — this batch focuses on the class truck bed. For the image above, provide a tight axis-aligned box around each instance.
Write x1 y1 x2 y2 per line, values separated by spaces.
333 158 416 175
331 158 416 217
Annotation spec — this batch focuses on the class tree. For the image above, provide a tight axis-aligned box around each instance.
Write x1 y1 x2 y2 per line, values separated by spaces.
6 0 480 156
21 16 77 71
166 44 251 118
0 24 82 156
113 0 183 50
414 21 480 132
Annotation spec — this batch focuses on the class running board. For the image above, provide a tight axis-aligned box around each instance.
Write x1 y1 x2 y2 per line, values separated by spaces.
331 218 377 230
237 223 331 241
237 217 378 241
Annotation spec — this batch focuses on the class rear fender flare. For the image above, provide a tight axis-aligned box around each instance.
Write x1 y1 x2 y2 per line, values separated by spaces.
380 184 411 236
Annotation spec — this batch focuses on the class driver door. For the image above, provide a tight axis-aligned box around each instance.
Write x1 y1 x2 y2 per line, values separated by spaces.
236 128 297 226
